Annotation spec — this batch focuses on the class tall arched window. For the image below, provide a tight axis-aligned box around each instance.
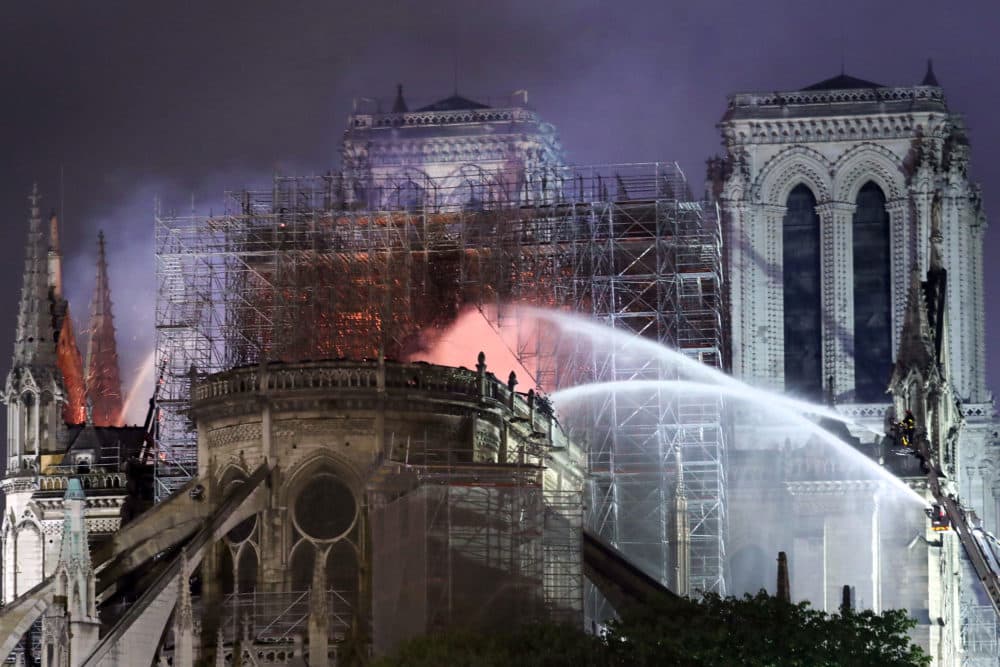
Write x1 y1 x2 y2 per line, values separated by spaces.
783 184 823 399
852 182 892 401
237 544 258 594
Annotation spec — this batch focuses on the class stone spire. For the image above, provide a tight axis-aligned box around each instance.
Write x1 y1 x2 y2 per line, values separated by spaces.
49 213 87 424
85 231 124 427
45 477 101 664
921 59 940 87
12 185 58 371
392 83 408 113
776 552 791 602
5 185 65 469
890 269 937 385
59 478 92 570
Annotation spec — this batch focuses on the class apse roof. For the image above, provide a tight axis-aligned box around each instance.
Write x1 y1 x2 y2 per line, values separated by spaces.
416 94 491 112
802 74 886 91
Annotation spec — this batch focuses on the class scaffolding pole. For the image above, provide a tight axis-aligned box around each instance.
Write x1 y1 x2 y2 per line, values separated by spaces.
154 163 726 601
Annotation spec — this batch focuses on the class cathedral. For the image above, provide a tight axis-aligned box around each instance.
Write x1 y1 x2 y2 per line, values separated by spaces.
0 67 996 666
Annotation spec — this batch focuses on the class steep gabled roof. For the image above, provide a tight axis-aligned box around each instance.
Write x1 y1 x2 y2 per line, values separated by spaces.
802 74 885 91
416 94 490 112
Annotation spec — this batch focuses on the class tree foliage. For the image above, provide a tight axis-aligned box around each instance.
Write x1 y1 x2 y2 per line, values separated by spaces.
603 591 930 667
370 623 608 667
373 591 930 667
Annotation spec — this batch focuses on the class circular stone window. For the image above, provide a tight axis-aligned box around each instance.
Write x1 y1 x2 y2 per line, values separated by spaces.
294 474 357 541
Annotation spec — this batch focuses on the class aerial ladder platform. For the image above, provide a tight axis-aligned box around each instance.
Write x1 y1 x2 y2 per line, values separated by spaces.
920 448 1000 618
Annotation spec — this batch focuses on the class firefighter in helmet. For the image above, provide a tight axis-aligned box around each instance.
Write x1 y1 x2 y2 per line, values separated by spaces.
901 409 916 447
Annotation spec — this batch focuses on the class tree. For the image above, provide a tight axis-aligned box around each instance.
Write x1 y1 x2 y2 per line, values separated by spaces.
370 623 609 667
373 592 930 667
603 591 930 667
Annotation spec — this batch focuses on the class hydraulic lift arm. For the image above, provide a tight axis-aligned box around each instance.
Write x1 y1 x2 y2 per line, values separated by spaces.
920 438 1000 617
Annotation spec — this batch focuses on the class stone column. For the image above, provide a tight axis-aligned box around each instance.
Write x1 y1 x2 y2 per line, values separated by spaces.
885 197 910 362
815 202 855 401
308 546 329 667
760 203 786 391
175 557 196 667
32 390 40 460
198 542 224 663
722 199 749 379
7 401 13 468
40 601 67 667
909 167 934 276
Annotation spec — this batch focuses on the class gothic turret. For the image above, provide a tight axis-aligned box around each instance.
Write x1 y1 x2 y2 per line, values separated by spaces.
670 448 690 596
4 185 65 474
890 269 938 392
392 83 408 113
42 478 100 666
888 219 960 481
85 231 124 427
921 59 940 87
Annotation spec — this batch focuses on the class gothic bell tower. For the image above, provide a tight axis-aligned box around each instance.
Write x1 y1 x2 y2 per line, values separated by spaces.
713 64 996 666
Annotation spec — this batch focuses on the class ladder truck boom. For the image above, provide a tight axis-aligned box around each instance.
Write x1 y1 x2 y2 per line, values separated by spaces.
139 359 167 465
920 439 1000 617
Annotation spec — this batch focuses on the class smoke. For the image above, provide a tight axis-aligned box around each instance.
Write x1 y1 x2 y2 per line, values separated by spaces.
404 306 536 388
61 171 279 425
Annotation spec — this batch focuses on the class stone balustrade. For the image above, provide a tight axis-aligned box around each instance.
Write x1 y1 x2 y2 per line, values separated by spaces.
350 107 537 130
193 359 561 443
729 85 946 110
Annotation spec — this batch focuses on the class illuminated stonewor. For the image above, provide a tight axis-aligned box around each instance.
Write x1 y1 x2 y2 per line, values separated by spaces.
85 230 125 427
711 66 1000 665
185 358 584 663
1 187 154 664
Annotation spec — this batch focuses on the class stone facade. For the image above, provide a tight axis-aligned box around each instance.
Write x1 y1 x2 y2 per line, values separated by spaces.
712 70 999 665
341 87 565 210
185 357 584 664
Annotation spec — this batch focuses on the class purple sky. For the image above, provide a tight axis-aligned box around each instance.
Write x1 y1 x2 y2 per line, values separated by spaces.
1 0 998 417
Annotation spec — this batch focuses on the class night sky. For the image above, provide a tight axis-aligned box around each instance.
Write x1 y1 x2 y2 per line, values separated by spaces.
2 1 998 421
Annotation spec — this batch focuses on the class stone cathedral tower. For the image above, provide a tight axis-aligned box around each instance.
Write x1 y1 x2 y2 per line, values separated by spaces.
711 65 998 663
711 63 994 489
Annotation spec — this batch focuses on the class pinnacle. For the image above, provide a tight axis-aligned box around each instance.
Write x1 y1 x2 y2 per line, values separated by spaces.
892 269 936 383
10 185 59 374
85 231 124 426
921 58 940 87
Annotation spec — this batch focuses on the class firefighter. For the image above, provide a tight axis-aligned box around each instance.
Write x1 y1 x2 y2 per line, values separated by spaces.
902 409 916 447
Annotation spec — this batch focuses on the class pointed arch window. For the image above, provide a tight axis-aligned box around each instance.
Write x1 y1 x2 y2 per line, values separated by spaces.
852 182 892 401
783 185 823 399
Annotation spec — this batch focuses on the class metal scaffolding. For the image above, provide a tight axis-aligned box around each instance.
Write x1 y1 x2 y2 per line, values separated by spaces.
368 455 548 652
154 162 725 599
